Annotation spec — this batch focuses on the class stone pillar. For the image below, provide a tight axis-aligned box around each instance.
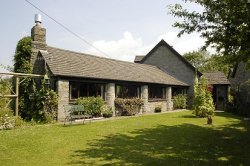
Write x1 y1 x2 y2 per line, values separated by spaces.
57 80 69 121
105 83 115 116
166 87 173 111
141 85 149 113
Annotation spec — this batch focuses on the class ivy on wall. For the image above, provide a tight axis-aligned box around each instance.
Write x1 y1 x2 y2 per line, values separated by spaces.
13 37 58 122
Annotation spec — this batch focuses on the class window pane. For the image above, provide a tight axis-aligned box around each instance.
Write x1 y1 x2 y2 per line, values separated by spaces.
70 82 104 100
116 84 139 98
149 86 165 99
70 83 79 99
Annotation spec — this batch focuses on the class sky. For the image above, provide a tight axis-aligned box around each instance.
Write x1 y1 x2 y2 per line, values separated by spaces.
0 0 205 72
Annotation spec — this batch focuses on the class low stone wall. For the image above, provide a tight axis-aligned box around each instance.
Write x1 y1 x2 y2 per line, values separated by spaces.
147 100 171 113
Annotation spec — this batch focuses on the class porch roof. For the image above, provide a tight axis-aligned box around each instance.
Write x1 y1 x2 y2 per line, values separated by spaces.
40 46 188 86
202 72 230 85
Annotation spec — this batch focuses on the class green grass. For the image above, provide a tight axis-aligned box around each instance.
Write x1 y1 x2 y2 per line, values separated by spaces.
0 111 249 166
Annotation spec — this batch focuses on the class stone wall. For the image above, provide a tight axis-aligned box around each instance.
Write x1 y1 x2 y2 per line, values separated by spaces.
57 80 69 121
147 100 167 113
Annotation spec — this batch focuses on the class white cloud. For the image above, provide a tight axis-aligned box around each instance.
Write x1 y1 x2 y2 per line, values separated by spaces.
86 32 150 62
85 31 206 62
174 35 205 55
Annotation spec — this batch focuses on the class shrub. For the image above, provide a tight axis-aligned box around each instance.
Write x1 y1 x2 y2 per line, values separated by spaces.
154 106 162 113
0 108 26 130
102 107 113 118
30 89 58 123
114 98 143 116
173 94 187 109
193 77 215 117
76 97 105 117
0 79 26 130
0 108 15 130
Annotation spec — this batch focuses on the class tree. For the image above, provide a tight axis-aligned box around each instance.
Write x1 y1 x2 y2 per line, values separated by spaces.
193 76 215 118
169 0 250 67
183 50 207 68
183 50 230 75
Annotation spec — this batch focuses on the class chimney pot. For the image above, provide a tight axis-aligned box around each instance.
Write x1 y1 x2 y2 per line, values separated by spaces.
35 14 42 24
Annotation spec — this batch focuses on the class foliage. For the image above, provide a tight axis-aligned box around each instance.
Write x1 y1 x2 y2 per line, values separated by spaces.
76 97 105 117
102 107 113 118
14 37 32 73
183 50 230 75
154 106 162 113
13 37 34 120
0 79 25 129
114 98 144 116
13 37 58 123
173 94 187 109
183 50 208 69
193 77 215 117
169 0 250 67
30 87 58 123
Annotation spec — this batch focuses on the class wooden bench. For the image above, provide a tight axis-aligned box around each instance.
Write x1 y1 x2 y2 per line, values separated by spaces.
63 105 92 125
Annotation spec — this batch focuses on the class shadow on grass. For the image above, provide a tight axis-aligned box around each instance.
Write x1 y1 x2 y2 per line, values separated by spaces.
69 117 250 166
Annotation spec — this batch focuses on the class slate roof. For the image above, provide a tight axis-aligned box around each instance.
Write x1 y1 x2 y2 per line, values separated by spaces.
202 72 230 85
40 46 188 86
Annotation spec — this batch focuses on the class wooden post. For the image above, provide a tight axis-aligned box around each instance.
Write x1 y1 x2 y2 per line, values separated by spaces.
15 77 19 116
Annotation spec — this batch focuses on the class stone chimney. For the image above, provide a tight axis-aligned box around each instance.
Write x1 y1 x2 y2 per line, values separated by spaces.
31 14 47 67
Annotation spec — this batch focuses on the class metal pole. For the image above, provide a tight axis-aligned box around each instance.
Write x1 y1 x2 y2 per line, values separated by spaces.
15 77 19 116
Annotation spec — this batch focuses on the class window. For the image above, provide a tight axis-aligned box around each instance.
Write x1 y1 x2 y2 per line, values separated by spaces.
148 85 166 99
172 87 187 97
70 82 104 100
116 84 140 98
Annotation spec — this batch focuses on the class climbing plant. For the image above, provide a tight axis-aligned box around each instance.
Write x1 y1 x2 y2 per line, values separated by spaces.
13 37 34 120
13 37 58 122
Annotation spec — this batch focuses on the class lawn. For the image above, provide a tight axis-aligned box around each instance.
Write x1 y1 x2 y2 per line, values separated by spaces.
0 111 249 166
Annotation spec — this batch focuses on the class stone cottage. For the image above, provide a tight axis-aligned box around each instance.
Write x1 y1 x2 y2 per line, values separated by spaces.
30 16 189 121
29 15 231 120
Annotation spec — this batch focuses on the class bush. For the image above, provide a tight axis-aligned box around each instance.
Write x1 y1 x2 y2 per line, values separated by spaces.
173 94 187 109
76 97 105 117
0 108 26 130
30 89 58 123
115 98 143 116
0 108 15 130
193 77 215 117
102 107 113 118
154 106 162 113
